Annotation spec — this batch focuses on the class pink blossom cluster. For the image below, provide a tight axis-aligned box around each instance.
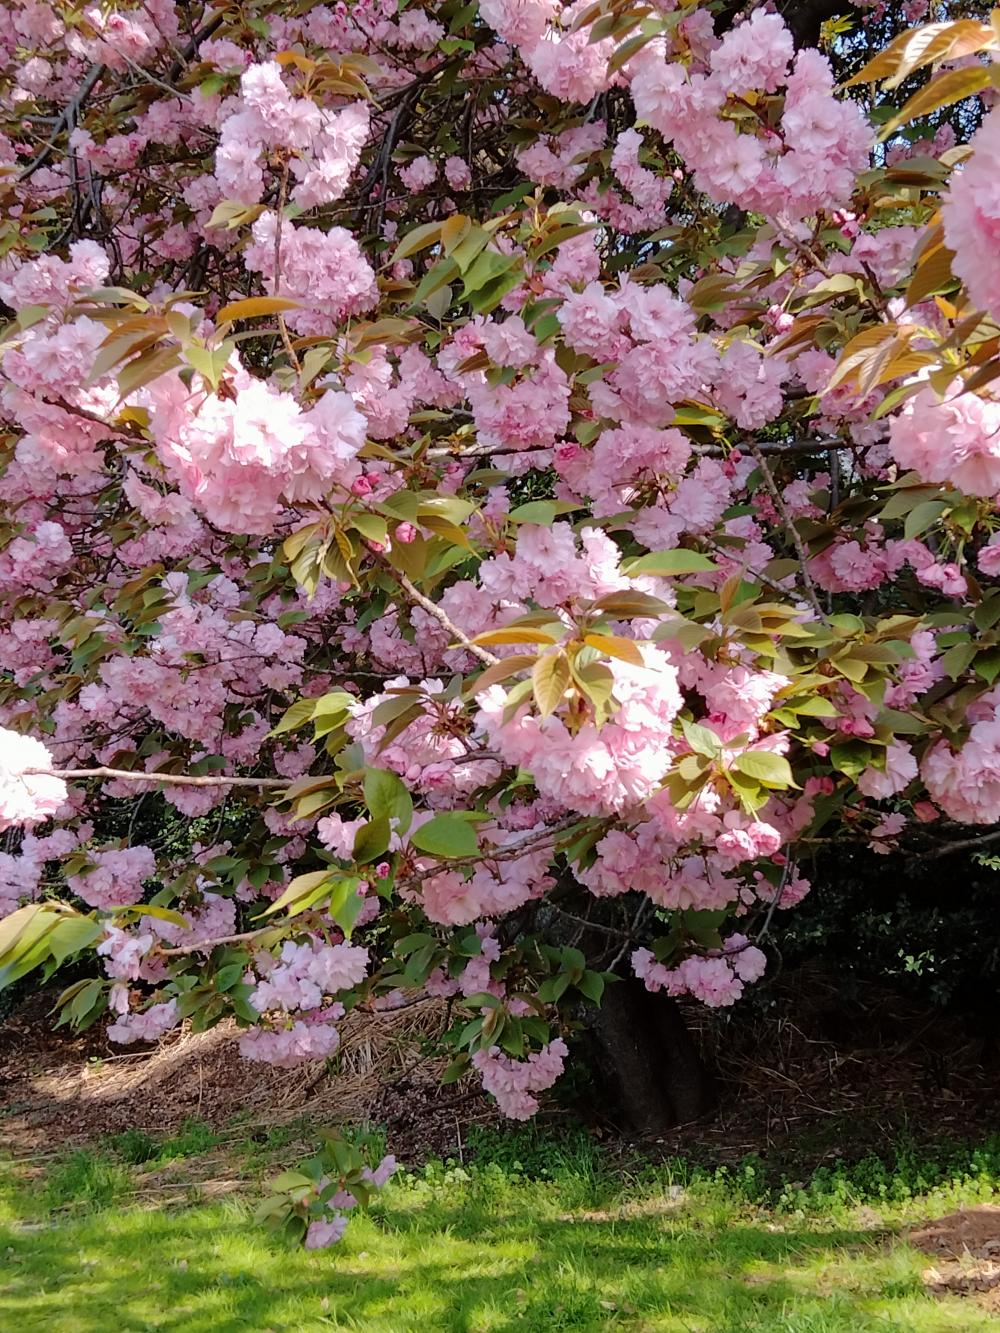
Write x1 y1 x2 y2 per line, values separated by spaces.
0 239 109 311
143 892 238 954
471 1037 569 1119
106 997 181 1046
349 679 502 799
214 61 370 209
943 106 1000 323
304 1154 398 1249
888 382 1000 498
71 575 309 763
922 705 1000 824
478 643 683 816
516 123 606 189
477 522 629 607
0 827 81 919
485 0 615 106
239 1020 343 1067
857 742 918 801
0 729 67 833
244 211 378 336
414 826 555 924
67 845 156 911
632 934 767 1008
250 938 370 1015
146 356 367 533
630 14 872 220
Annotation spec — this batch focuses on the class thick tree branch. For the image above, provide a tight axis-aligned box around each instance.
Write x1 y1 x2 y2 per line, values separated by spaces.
19 64 104 181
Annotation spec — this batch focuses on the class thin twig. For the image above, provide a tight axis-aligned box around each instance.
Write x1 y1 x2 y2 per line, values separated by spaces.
158 927 278 956
921 826 1000 859
392 568 500 666
27 767 288 790
756 861 792 942
273 156 301 374
746 439 829 624
19 65 104 181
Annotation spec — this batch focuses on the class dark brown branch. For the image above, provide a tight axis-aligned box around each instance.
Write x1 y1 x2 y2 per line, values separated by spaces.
29 767 288 790
19 64 104 181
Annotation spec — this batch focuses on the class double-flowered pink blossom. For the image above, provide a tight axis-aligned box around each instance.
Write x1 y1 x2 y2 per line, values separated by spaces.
0 729 67 832
922 706 1000 824
472 1038 568 1118
888 382 1000 498
146 357 367 534
943 106 1000 323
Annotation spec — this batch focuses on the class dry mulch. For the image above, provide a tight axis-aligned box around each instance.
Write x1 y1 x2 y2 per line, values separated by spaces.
0 991 498 1159
2 962 999 1173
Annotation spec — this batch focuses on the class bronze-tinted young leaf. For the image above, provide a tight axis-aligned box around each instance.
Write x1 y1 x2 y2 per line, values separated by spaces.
467 654 537 694
215 295 301 324
581 632 644 667
532 651 571 718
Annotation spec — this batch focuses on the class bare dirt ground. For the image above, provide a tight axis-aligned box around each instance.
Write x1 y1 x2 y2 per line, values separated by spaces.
911 1206 1000 1314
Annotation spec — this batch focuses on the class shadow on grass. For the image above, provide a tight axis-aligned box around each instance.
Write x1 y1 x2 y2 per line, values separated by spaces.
0 1187 980 1333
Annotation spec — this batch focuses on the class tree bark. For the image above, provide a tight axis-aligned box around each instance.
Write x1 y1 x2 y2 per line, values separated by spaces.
587 979 716 1136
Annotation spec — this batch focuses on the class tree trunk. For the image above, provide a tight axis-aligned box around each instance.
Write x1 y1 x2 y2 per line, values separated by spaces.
587 979 716 1136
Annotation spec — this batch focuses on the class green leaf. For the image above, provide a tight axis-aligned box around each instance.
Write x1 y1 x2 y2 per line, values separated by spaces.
904 500 948 540
68 978 106 1029
576 970 605 1004
508 500 581 525
623 550 717 577
788 695 839 717
440 1049 472 1085
459 249 517 302
271 1170 314 1192
413 256 459 308
976 650 1000 686
829 742 871 778
681 719 722 757
352 816 391 864
350 512 389 545
130 904 191 927
391 221 443 263
537 973 571 1003
532 652 570 719
270 698 316 737
364 767 414 834
941 641 976 680
328 877 366 938
409 814 479 859
448 223 490 273
683 908 727 949
48 916 103 966
215 963 245 992
732 751 796 788
0 904 67 990
259 870 334 917
799 272 860 305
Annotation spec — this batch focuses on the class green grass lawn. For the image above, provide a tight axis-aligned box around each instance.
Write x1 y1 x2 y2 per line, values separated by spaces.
1 1125 998 1332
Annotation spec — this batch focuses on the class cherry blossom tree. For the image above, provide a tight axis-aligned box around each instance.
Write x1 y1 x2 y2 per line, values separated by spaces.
2 0 1000 1242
